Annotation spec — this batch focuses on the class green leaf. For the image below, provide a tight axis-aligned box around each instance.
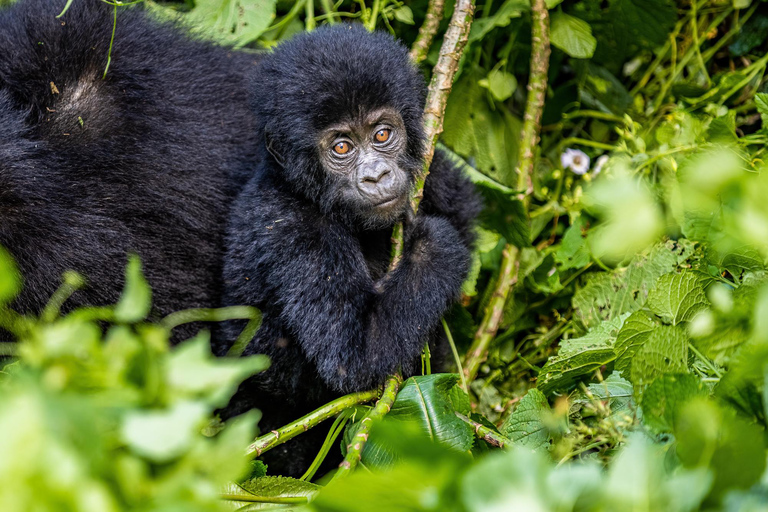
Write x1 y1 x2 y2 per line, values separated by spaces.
641 374 708 434
479 69 517 102
121 400 208 463
550 12 597 59
387 374 475 452
468 0 528 43
538 314 627 395
114 255 152 323
629 325 689 387
0 246 20 303
573 240 696 328
575 372 636 423
499 389 551 451
675 399 766 501
614 310 657 377
647 271 709 325
555 216 591 271
225 476 320 505
168 332 269 407
443 72 522 187
392 6 414 24
188 0 277 47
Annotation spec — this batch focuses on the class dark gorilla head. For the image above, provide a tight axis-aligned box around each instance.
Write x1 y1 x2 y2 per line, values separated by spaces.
251 24 426 228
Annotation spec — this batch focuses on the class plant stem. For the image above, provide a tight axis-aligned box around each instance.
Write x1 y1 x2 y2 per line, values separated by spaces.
409 0 447 63
456 412 512 448
220 494 309 504
463 245 520 382
462 0 550 385
335 374 401 478
389 0 477 269
516 0 550 198
246 388 380 457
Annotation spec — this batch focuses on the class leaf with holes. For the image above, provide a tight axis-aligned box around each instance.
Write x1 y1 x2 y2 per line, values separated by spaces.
647 271 709 325
500 389 551 451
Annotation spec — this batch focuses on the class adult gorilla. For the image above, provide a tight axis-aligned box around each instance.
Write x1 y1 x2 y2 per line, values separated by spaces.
0 0 258 329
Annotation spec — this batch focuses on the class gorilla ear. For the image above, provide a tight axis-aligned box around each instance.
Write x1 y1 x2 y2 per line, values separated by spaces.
264 127 286 168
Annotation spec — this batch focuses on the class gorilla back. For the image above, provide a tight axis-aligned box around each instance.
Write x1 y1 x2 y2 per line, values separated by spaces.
0 0 258 322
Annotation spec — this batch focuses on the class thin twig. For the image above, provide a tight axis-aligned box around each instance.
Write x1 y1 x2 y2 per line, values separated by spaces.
463 245 520 382
246 388 380 457
389 0 477 269
456 412 512 448
334 374 402 478
409 0 447 63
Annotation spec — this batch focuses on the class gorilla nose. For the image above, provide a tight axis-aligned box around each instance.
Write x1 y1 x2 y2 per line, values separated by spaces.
359 164 395 197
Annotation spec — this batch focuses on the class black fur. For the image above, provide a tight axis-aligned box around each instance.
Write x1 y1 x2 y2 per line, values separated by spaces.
0 0 259 329
219 25 481 476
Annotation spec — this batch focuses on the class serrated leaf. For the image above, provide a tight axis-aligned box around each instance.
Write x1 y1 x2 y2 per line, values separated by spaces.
238 475 319 499
614 310 658 377
629 325 689 387
500 389 551 451
573 240 696 328
538 315 627 395
550 12 597 59
647 271 709 325
114 255 151 323
641 374 708 434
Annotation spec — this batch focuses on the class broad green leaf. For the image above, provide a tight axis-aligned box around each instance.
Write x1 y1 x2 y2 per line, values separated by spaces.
121 400 207 462
756 93 768 126
676 399 766 501
392 6 414 24
224 476 319 506
640 374 708 434
647 271 709 325
168 333 269 407
188 0 277 47
476 187 531 248
573 240 696 328
550 12 597 59
386 374 475 453
629 325 689 387
357 375 475 467
555 216 591 271
479 69 517 102
614 310 658 376
499 389 551 451
443 72 521 186
468 0 528 43
114 255 151 323
538 314 627 394
0 246 20 303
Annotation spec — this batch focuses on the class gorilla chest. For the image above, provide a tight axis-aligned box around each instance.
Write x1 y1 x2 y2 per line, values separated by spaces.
357 228 393 281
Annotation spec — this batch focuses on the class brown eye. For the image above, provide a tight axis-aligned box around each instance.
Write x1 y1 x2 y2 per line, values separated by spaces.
333 141 351 155
374 128 390 143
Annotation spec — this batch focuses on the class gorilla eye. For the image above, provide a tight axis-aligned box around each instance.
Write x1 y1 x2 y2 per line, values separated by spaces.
333 141 351 155
374 129 391 143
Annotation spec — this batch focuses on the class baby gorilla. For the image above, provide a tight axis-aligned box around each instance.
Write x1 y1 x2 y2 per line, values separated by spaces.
219 24 481 476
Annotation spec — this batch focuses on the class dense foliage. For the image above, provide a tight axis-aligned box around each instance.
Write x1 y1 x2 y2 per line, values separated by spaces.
4 0 768 509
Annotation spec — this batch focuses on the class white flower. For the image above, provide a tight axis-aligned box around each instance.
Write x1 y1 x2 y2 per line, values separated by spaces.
592 154 609 176
560 148 590 175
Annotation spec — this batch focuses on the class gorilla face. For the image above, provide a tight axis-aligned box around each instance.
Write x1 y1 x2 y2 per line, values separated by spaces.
317 107 412 228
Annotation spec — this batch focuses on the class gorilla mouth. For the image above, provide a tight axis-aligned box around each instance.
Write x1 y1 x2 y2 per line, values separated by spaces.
374 195 405 211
